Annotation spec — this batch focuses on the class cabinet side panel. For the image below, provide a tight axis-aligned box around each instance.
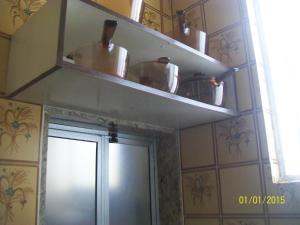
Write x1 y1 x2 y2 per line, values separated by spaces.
7 0 63 95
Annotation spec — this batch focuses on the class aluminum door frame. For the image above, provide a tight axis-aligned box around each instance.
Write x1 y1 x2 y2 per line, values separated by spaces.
47 120 159 225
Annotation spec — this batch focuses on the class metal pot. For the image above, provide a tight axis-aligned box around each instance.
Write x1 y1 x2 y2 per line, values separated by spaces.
170 10 206 53
69 20 129 78
178 68 238 105
127 57 179 93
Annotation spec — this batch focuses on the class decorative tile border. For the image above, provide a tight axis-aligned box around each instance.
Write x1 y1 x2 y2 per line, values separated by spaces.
44 105 173 133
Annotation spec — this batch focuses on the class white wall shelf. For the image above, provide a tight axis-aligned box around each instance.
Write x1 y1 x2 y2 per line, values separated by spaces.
7 0 237 129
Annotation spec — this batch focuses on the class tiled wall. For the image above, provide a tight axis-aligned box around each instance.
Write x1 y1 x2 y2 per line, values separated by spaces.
171 0 206 35
141 0 173 34
0 0 46 95
179 0 300 225
92 0 173 34
0 98 42 225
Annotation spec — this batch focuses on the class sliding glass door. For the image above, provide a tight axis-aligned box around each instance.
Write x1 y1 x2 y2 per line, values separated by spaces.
45 123 158 225
109 143 151 225
46 137 97 225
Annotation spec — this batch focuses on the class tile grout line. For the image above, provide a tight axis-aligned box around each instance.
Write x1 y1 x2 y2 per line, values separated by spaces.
212 122 224 225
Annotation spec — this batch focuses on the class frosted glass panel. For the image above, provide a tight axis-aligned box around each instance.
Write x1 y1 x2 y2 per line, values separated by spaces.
46 137 97 225
109 143 151 225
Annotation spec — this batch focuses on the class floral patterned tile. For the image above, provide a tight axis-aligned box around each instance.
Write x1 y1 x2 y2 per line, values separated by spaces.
0 164 38 225
144 0 161 10
235 67 253 112
180 124 215 168
182 170 219 214
264 164 300 214
216 114 258 164
141 5 162 32
0 0 46 35
204 0 240 34
0 99 42 162
223 218 266 225
208 25 247 67
220 165 263 213
172 0 200 15
172 4 204 32
185 218 220 225
269 219 300 225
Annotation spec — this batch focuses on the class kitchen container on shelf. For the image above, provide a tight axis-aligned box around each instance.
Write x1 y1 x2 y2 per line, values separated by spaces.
127 57 179 93
169 10 206 53
68 20 129 78
178 68 238 106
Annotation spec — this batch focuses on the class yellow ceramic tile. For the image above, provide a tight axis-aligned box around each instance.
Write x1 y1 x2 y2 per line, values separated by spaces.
235 67 253 111
162 0 172 16
186 5 201 19
251 64 262 109
172 6 204 33
185 218 220 225
144 0 161 10
0 37 10 94
220 165 263 213
208 26 247 67
0 164 38 225
172 0 200 14
182 170 219 214
0 99 42 162
245 23 256 62
0 0 46 35
142 6 162 32
163 16 173 34
95 0 141 20
223 219 266 225
216 114 258 164
256 112 269 159
180 124 215 168
270 219 300 225
186 5 204 31
204 0 240 34
264 164 300 214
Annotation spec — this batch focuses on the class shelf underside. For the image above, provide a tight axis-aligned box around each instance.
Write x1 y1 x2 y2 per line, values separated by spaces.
12 63 236 129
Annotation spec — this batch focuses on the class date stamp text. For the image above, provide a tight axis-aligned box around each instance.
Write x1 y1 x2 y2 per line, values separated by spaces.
238 195 286 205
